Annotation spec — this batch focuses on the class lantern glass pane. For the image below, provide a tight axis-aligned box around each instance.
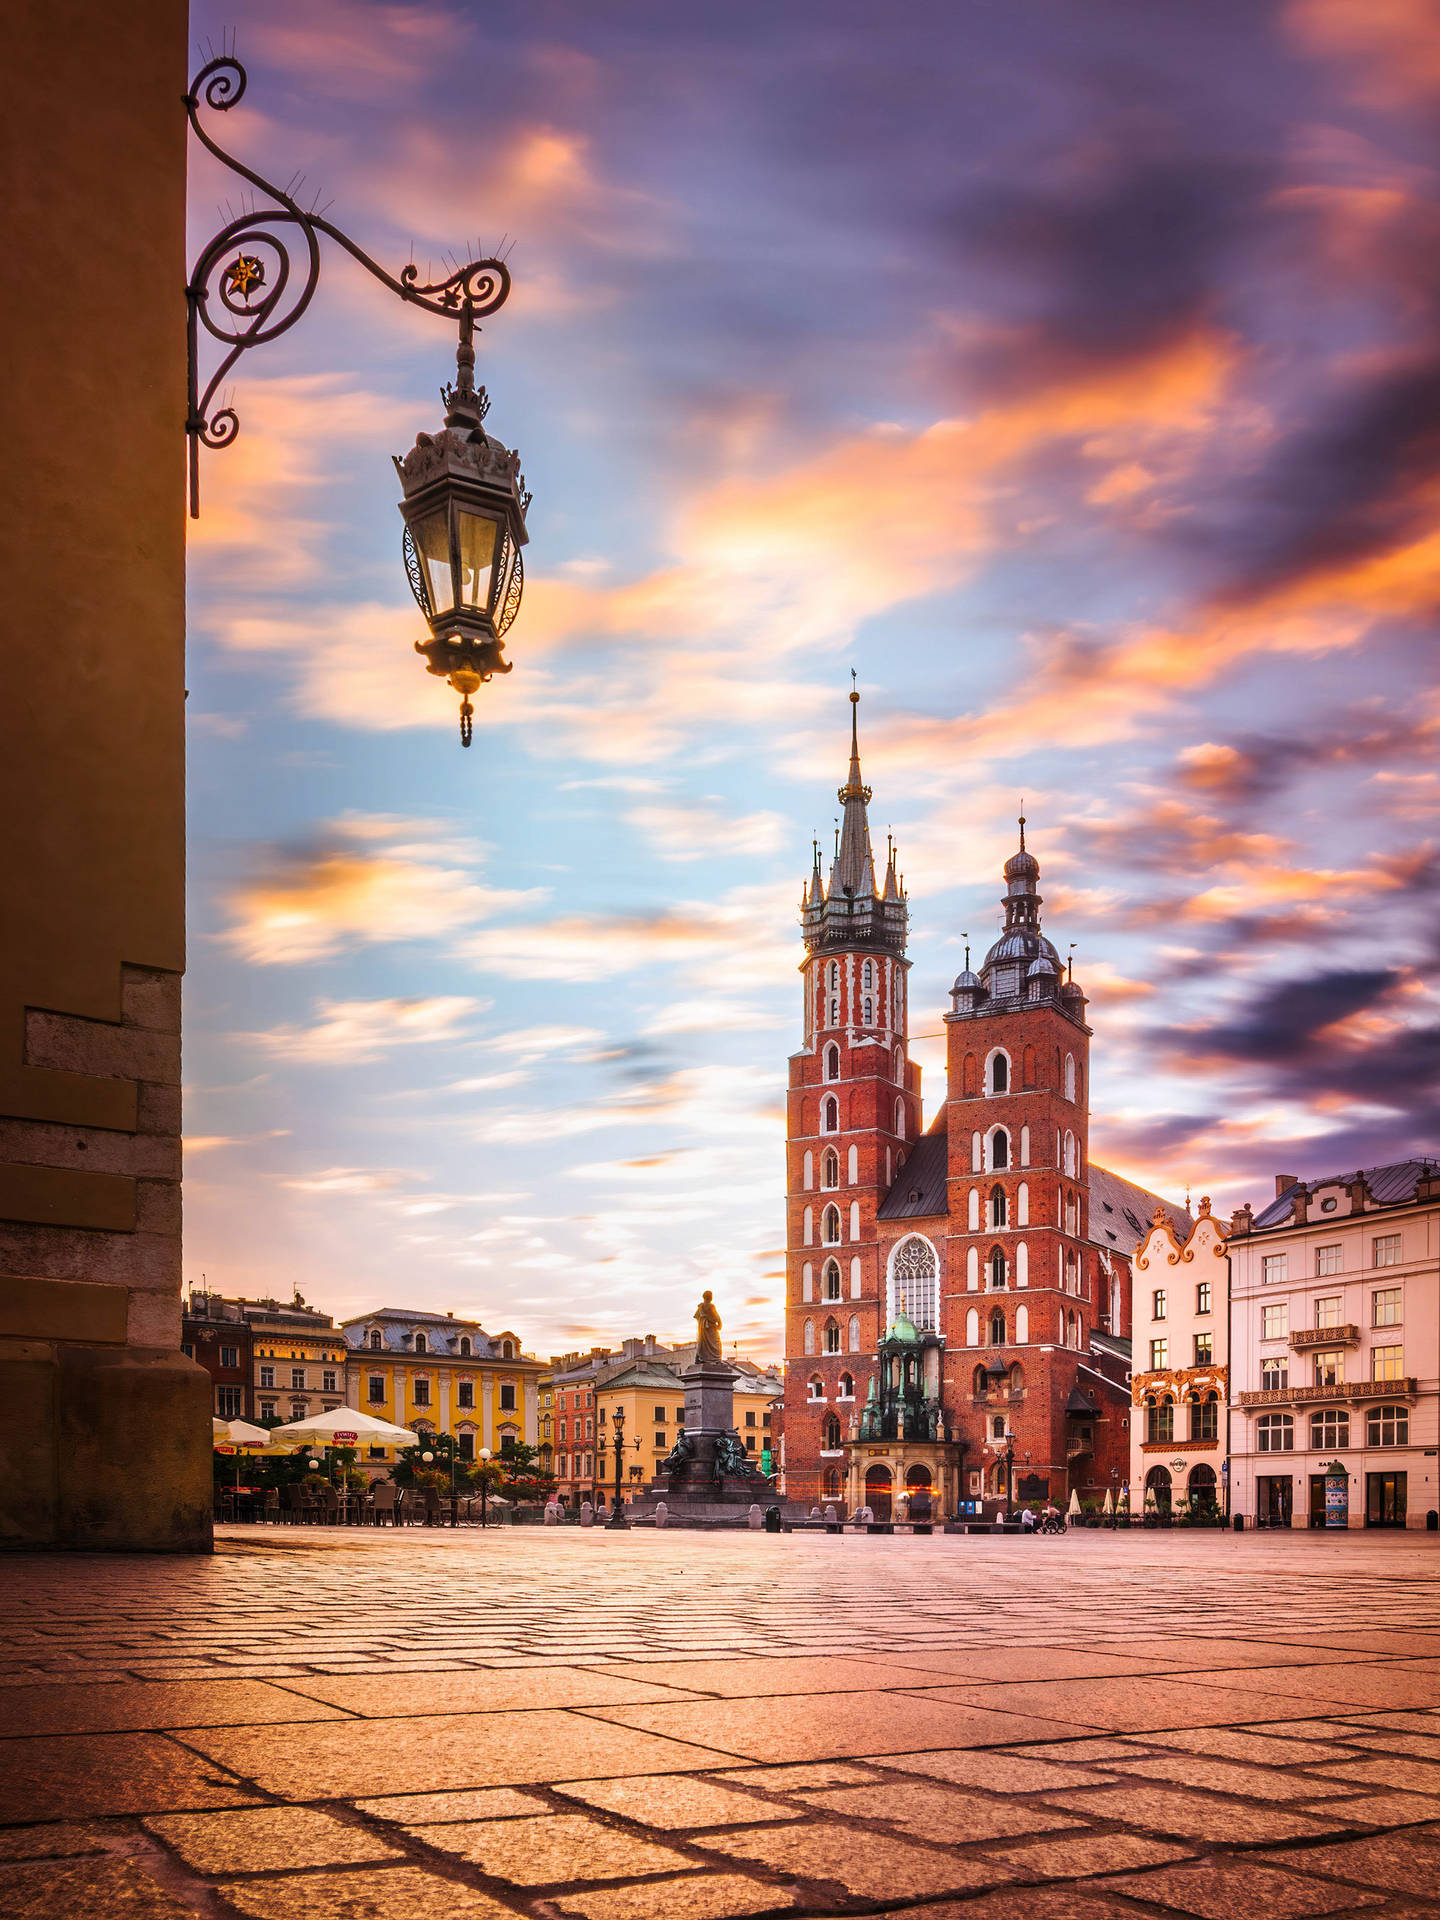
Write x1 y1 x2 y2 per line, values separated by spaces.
413 513 454 613
457 510 499 611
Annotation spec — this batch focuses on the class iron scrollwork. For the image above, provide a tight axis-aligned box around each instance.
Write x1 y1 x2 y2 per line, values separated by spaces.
185 54 511 516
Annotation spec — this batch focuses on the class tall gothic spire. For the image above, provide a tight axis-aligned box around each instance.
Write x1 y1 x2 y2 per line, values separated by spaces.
831 676 877 898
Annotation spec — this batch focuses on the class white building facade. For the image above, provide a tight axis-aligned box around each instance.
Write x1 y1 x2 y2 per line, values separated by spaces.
1229 1161 1440 1530
1129 1200 1230 1516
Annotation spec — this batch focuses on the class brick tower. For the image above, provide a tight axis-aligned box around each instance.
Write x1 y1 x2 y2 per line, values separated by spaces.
781 690 916 1508
941 819 1099 1505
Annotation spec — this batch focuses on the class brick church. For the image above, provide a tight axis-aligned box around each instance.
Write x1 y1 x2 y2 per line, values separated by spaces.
781 692 1189 1519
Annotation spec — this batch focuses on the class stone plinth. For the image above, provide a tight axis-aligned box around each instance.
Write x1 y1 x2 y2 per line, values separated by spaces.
626 1358 776 1524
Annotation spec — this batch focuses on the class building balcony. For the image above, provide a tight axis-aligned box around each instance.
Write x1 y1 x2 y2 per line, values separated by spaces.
1141 1436 1219 1452
1289 1326 1360 1350
1238 1378 1418 1408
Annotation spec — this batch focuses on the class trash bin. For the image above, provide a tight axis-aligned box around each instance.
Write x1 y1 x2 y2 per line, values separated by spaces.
1232 1513 1244 1531
763 1506 782 1533
1428 1510 1437 1532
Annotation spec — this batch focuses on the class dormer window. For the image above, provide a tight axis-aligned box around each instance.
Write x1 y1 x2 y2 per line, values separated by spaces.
502 1340 514 1359
369 1330 382 1350
459 1337 471 1357
413 1332 427 1354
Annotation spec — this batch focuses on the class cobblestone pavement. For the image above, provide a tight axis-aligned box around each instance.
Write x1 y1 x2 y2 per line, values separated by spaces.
2 1528 1440 1919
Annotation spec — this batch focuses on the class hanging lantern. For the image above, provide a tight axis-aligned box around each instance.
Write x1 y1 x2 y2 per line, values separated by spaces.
394 305 531 746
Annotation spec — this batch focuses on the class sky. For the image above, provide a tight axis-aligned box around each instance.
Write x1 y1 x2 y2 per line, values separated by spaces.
184 0 1440 1362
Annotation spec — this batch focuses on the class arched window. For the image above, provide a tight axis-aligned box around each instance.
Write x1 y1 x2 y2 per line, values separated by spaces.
803 1320 815 1356
968 1188 980 1231
1015 1305 1029 1343
1016 1241 1028 1286
990 1051 1009 1094
822 1412 841 1449
369 1330 382 1350
1064 1130 1075 1176
838 1372 855 1399
1016 1181 1029 1226
822 1096 838 1133
1065 1053 1076 1101
890 1235 938 1331
413 1332 427 1354
991 1414 1006 1440
821 1148 839 1189
1145 1465 1173 1515
894 1097 906 1139
862 996 874 1025
1367 1404 1409 1446
849 1200 860 1241
966 1308 979 1346
1257 1412 1294 1452
822 1467 842 1500
823 1259 841 1300
829 997 839 1025
862 959 874 990
973 1363 989 1397
824 1044 840 1081
459 1337 471 1357
1068 1309 1080 1347
990 1128 1009 1170
803 1206 813 1246
847 1144 858 1183
822 1204 841 1244
803 1149 814 1190
502 1340 513 1360
823 1318 841 1354
850 1255 861 1298
989 1247 1006 1290
971 1131 982 1172
990 1184 1007 1228
801 1262 813 1303
988 1308 1006 1346
893 1045 904 1084
1019 1126 1030 1168
1145 1394 1174 1445
847 1314 861 1352
828 961 839 993
806 1373 823 1400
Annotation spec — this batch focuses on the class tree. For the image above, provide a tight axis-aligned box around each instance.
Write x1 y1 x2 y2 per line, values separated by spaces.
499 1441 555 1503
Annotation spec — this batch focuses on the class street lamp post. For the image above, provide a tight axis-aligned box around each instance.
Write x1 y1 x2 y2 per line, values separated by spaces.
184 54 531 746
478 1447 492 1528
1003 1427 1016 1524
606 1407 628 1529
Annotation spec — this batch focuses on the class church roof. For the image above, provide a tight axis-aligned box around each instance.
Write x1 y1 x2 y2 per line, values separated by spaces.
1089 1164 1191 1255
877 1129 949 1220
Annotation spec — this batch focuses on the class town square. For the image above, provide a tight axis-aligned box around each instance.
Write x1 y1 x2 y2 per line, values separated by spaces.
5 0 1440 1914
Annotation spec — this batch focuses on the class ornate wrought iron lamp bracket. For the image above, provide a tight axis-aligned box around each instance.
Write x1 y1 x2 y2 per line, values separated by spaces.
184 54 511 517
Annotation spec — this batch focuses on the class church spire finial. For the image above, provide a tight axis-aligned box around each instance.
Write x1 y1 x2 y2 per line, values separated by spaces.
1018 799 1026 852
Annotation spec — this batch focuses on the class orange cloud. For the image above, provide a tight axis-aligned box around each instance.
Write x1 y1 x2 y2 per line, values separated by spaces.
1286 0 1440 106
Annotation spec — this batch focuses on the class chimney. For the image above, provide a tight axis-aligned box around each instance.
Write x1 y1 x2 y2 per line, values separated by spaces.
1275 1175 1298 1198
1229 1204 1253 1237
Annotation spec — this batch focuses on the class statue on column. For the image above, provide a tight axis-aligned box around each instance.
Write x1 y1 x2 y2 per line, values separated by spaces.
694 1290 724 1364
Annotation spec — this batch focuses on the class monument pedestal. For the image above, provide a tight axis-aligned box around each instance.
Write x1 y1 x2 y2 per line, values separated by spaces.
627 1357 775 1525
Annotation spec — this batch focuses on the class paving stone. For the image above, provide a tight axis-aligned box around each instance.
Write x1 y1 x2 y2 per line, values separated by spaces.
1333 1730 1440 1758
1312 1753 1440 1793
881 1749 1119 1791
404 1812 695 1884
1130 1729 1360 1767
591 1691 1096 1761
586 1655 981 1695
1009 1739 1140 1762
0 1856 196 1917
711 1763 880 1790
889 1895 1136 1920
917 1676 1338 1732
280 1667 700 1716
797 1779 1087 1842
1041 1784 1343 1845
979 1831 1193 1879
554 1773 805 1829
1264 1835 1440 1897
699 1822 1021 1900
0 1733 256 1821
181 1710 730 1798
1102 1754 1359 1799
884 1647 1185 1682
145 1807 403 1873
1203 1666 1440 1711
352 1789 546 1823
219 1865 515 1919
1303 1791 1440 1826
1095 1858 1388 1917
0 1680 347 1735
0 1822 113 1859
552 1873 797 1919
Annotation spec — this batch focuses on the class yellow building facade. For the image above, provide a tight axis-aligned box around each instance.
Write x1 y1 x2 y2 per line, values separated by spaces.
344 1308 542 1474
251 1303 348 1426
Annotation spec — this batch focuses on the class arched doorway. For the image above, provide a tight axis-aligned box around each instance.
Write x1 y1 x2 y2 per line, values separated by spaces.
865 1464 893 1522
1187 1463 1217 1513
905 1463 933 1522
1145 1464 1172 1516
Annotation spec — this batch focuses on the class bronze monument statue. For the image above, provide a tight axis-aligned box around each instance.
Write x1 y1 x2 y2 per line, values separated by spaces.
694 1289 724 1365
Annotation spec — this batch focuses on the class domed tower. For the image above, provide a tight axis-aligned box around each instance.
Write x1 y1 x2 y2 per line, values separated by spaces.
941 818 1095 1506
782 687 917 1510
